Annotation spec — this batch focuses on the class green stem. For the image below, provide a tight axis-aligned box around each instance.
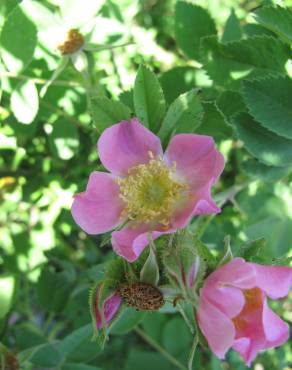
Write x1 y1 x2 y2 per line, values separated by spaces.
188 333 198 370
134 327 188 370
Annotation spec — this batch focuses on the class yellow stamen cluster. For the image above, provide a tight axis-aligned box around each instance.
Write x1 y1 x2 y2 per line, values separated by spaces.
57 29 84 55
117 152 189 226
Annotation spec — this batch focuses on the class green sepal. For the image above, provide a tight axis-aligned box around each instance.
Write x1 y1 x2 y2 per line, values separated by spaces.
140 246 160 285
237 238 266 261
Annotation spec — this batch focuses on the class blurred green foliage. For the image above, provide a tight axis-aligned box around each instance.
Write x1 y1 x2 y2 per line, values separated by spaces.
0 0 292 370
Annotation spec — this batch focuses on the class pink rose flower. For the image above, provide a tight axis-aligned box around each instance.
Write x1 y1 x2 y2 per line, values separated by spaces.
95 288 121 329
71 118 224 262
197 258 292 366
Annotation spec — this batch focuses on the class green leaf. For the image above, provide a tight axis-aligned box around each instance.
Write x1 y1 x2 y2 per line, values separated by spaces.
0 275 16 319
140 247 159 286
242 159 291 182
238 238 266 261
133 65 166 132
91 96 131 133
216 90 247 121
158 89 204 143
222 8 242 43
162 317 192 356
58 324 94 358
200 35 290 88
232 113 292 167
30 343 63 368
160 67 199 104
62 364 103 370
254 6 292 45
125 350 172 370
242 76 292 139
0 4 37 73
111 308 146 335
49 118 79 160
196 102 232 140
37 263 76 313
11 80 39 125
175 1 216 61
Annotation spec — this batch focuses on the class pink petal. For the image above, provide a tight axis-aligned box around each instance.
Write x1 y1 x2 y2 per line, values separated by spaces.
71 172 123 234
164 134 224 190
96 293 121 329
262 298 289 345
252 263 292 299
111 224 175 262
205 258 257 290
232 338 251 365
97 118 163 176
197 295 235 359
202 285 245 319
171 181 221 229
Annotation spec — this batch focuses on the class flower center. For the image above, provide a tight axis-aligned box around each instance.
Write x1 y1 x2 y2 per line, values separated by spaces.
57 29 84 55
232 287 263 332
117 152 188 226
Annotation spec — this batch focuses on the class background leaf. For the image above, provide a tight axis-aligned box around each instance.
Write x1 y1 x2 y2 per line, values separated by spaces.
134 65 166 132
242 76 292 139
254 5 292 45
0 4 37 73
91 96 131 132
222 8 242 43
175 1 216 61
232 113 292 167
10 80 39 124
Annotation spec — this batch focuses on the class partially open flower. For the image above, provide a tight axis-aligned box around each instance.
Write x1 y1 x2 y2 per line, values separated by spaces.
197 258 292 366
71 118 224 262
95 288 121 329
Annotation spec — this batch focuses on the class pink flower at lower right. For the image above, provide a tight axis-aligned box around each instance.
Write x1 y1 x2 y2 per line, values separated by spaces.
197 257 292 366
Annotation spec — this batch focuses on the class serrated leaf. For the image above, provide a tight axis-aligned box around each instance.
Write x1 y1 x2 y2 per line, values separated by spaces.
11 80 39 124
242 76 292 139
200 35 290 89
0 4 37 73
140 247 159 285
175 1 216 61
91 96 131 133
196 102 232 140
242 159 291 182
158 89 203 143
232 113 292 167
238 238 266 261
216 90 247 121
133 65 166 132
222 8 242 43
254 5 292 45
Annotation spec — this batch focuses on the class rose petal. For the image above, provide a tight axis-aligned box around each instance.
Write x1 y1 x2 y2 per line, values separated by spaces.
205 258 257 290
262 298 289 345
111 224 175 262
197 295 235 359
252 263 292 299
164 134 224 190
71 172 123 234
98 118 163 176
